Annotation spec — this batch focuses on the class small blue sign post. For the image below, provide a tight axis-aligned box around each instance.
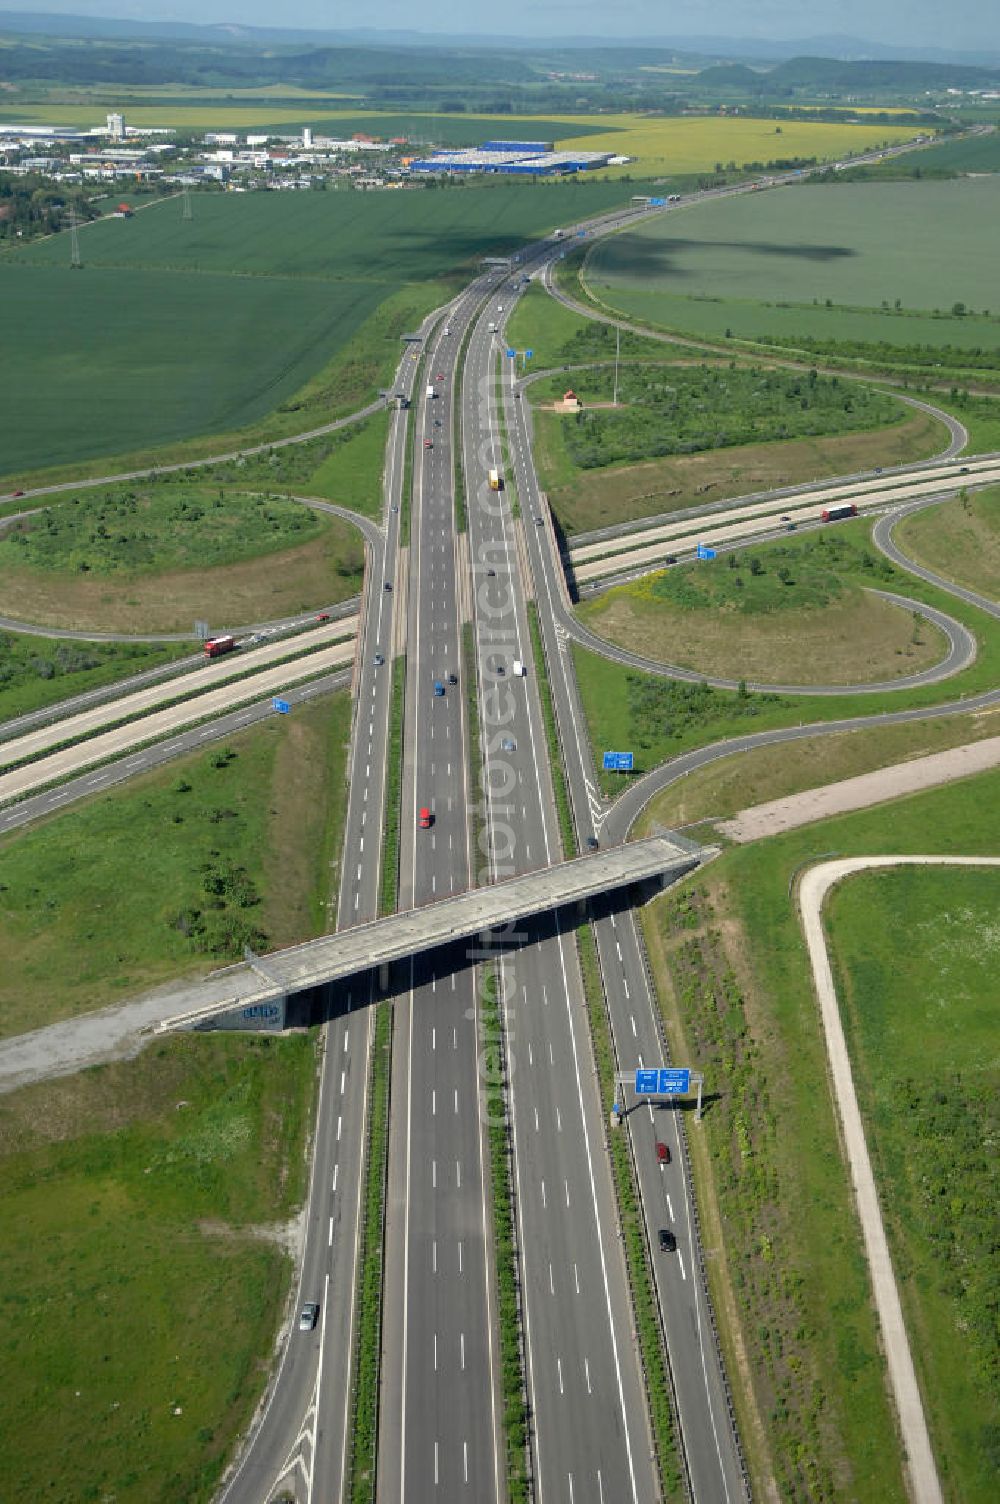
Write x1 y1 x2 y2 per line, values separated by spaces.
272 697 291 715
603 751 634 772
648 196 666 206
506 348 516 359
524 349 533 361
696 543 717 561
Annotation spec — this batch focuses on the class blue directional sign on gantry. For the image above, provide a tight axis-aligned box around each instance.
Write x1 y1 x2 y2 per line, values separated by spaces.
635 1067 691 1096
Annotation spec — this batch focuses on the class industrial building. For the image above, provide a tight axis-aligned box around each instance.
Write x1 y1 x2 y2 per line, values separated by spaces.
408 138 613 176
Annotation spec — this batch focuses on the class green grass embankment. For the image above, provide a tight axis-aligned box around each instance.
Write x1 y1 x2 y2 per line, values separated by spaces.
0 692 352 1039
641 767 1000 1501
0 1030 318 1503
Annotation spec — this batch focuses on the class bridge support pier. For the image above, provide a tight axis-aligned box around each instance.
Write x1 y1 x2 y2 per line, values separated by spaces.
379 962 390 992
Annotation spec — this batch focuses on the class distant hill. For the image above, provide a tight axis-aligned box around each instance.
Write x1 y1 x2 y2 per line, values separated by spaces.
766 56 1000 93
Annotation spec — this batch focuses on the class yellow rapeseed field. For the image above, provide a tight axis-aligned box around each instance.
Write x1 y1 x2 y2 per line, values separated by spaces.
546 113 925 174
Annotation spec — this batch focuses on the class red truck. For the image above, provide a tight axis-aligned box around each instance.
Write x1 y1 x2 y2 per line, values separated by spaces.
821 503 858 523
204 635 236 659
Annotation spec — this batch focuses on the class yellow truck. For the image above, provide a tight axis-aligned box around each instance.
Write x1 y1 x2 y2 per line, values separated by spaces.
488 468 503 491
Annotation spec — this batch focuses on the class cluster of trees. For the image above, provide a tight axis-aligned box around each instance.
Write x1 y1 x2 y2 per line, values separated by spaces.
560 364 897 470
0 174 97 244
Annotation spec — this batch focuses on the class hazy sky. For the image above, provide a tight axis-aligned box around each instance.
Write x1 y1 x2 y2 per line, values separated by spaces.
6 0 997 51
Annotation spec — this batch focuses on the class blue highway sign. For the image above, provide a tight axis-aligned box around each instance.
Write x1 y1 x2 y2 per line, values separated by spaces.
648 196 666 206
603 751 634 772
634 1066 691 1096
524 349 533 360
696 543 717 560
272 697 291 715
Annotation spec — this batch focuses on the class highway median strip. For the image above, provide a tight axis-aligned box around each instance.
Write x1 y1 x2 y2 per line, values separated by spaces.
576 921 686 1501
526 603 576 859
346 999 393 1504
379 653 406 917
483 962 531 1503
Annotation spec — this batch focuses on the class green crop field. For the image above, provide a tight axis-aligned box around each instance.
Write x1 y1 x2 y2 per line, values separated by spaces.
1 181 634 479
0 1031 316 1503
641 768 1000 1501
586 179 1000 350
828 866 1000 1502
874 129 1000 173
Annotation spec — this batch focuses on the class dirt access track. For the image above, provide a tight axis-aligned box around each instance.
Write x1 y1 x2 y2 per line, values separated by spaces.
718 734 1000 843
799 855 1000 1504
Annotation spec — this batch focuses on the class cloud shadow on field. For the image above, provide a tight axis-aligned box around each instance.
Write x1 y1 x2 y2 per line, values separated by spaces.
599 236 858 280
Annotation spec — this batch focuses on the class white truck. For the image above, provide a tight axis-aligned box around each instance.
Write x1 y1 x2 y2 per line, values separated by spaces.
426 383 435 399
511 659 526 677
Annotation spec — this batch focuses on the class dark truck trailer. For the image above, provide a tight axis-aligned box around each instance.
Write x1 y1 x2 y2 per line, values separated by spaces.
821 503 858 522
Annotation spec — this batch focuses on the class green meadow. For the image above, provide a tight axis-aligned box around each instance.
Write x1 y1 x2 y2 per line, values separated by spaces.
1 182 633 480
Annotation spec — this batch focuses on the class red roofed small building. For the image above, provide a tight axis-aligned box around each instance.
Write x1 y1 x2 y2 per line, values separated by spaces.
558 389 581 412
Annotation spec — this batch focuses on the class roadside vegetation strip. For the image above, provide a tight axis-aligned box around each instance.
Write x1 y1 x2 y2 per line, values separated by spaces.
379 653 406 918
635 705 1000 832
481 963 531 1503
525 603 575 858
462 624 485 883
494 357 521 521
634 770 1000 1502
0 635 190 729
0 635 357 788
575 922 685 1501
0 692 351 1037
0 1030 318 1504
346 999 393 1504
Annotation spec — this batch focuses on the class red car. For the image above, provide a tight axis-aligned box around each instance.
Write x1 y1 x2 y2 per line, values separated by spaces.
316 612 330 622
11 490 24 498
656 1141 670 1166
436 372 444 381
419 807 432 829
424 439 433 449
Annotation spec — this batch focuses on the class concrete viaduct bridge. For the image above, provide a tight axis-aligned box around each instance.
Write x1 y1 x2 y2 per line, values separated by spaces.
157 833 707 1035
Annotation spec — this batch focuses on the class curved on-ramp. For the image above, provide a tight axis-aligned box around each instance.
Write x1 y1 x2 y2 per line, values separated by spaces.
798 855 1000 1504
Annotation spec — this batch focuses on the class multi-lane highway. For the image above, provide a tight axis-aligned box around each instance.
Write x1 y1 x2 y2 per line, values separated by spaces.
4 132 993 1504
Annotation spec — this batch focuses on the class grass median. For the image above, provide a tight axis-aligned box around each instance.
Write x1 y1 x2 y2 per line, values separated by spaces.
379 654 406 917
482 963 530 1502
526 602 575 858
347 999 392 1504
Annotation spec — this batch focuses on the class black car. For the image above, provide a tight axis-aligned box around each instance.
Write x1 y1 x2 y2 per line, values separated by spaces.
658 1229 676 1254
